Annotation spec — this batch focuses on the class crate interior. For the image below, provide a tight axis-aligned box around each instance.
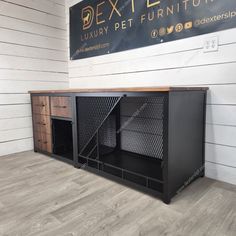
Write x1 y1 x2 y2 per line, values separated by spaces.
77 96 165 192
52 119 73 160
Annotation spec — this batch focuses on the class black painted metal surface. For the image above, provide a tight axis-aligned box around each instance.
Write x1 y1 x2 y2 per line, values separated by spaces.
31 90 207 204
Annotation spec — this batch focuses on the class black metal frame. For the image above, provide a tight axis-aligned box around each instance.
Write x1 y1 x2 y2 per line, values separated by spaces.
31 90 207 204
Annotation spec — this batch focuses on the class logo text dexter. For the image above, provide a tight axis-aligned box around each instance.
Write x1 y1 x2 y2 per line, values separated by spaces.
81 0 161 30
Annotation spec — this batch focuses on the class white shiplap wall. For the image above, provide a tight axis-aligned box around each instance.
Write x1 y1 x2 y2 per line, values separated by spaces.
66 0 236 185
0 0 68 156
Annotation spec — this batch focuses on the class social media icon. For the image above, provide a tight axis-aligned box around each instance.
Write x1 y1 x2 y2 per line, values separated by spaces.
175 23 184 33
159 27 166 36
167 26 174 34
184 21 193 30
151 29 158 38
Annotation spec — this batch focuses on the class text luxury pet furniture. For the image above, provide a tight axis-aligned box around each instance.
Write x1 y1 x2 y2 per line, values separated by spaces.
30 87 208 204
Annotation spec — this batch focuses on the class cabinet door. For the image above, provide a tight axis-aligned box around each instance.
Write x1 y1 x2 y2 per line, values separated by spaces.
32 96 50 115
51 97 72 118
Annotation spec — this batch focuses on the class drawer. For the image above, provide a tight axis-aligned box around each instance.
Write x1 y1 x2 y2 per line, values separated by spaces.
32 96 50 115
33 114 51 134
34 132 52 153
51 96 72 118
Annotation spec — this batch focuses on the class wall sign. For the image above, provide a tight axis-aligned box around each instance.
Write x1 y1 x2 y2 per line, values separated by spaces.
70 0 236 60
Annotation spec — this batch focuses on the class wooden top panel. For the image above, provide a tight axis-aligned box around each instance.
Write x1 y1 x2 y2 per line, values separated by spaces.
29 87 208 94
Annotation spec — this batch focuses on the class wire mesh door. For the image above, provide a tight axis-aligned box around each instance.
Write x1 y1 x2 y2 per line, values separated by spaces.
77 96 122 160
120 96 165 160
76 94 166 193
77 95 166 161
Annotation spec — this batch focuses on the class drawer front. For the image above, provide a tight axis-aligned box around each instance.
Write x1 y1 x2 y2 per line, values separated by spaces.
34 132 41 150
33 114 51 134
34 132 52 153
32 96 50 115
51 96 72 118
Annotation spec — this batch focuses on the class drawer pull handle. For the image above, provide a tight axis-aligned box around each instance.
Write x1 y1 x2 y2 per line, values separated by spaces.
35 104 45 107
53 105 67 109
36 122 46 126
37 139 41 142
43 141 48 144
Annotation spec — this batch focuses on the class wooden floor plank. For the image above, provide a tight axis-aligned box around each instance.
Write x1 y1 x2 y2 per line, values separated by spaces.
216 208 236 236
162 187 236 236
0 151 235 236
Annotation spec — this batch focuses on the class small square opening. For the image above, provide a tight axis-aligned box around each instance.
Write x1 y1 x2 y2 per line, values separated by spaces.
52 119 73 160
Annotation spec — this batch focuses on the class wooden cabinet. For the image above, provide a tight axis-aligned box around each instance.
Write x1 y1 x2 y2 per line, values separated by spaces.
31 96 72 153
50 97 72 118
32 96 52 153
32 96 50 115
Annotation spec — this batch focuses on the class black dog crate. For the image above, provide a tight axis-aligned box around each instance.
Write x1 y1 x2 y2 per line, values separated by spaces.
52 119 73 161
76 90 207 204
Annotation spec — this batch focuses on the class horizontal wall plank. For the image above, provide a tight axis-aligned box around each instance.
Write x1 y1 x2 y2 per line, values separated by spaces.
207 85 236 105
0 69 68 82
206 124 236 148
0 80 68 93
0 117 32 131
0 28 66 51
3 0 65 18
66 0 80 8
206 105 236 126
0 1 66 30
69 62 236 88
0 138 33 156
0 55 67 73
0 94 30 105
0 127 32 143
206 143 236 168
0 42 67 61
49 0 65 6
206 162 236 185
69 44 236 77
0 104 31 119
0 0 67 157
0 15 66 40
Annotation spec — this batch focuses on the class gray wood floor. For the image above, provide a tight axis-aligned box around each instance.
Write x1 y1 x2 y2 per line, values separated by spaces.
0 151 235 236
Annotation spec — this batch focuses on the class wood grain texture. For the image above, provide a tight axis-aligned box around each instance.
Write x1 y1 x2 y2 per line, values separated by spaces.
50 96 72 118
33 114 51 135
32 95 52 153
34 132 52 153
29 86 208 94
32 96 50 116
0 151 235 236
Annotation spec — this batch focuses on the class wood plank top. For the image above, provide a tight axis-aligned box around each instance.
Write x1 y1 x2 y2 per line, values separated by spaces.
29 87 208 94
